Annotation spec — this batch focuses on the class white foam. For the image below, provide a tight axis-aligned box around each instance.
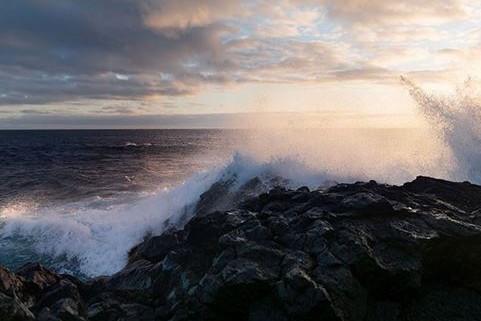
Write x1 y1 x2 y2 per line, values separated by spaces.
0 153 339 277
0 166 223 276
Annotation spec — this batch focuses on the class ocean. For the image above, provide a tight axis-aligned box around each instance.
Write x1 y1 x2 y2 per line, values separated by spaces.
0 129 241 277
0 126 473 278
0 129 237 208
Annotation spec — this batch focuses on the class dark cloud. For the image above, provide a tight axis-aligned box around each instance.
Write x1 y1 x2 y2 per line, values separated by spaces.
20 109 50 114
99 105 149 114
0 0 234 105
0 0 231 74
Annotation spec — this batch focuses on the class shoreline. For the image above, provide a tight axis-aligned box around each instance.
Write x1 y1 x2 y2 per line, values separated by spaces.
3 176 481 320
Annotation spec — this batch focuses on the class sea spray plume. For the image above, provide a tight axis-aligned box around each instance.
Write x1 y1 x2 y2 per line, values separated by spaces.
402 76 481 183
237 119 452 185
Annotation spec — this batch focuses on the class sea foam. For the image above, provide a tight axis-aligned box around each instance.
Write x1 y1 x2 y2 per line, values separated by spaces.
0 153 338 277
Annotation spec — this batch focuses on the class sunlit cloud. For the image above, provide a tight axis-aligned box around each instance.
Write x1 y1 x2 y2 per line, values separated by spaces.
0 0 480 127
317 0 466 25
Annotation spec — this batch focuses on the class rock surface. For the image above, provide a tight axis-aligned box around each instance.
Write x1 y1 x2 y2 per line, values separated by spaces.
3 176 481 320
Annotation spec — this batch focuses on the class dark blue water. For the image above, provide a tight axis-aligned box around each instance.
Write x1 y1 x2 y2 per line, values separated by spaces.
0 130 235 208
0 129 240 276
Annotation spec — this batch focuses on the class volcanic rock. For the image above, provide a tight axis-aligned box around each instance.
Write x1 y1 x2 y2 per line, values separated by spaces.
3 176 481 320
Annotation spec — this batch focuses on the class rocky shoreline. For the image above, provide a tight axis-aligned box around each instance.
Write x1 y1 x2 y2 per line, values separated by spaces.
3 176 481 321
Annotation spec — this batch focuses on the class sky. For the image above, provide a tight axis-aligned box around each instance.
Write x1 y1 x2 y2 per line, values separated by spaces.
1 0 481 128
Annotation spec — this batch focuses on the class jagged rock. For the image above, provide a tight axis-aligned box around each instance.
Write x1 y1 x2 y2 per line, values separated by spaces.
106 259 155 291
37 298 86 321
0 292 35 321
16 263 60 291
128 230 186 264
4 176 481 320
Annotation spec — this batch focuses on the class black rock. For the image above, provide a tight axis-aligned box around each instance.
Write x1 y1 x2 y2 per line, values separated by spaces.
4 176 481 320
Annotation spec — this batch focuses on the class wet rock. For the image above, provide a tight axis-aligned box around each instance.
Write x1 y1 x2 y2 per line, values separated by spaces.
128 230 186 264
17 263 60 291
404 176 481 211
4 176 481 320
0 266 24 296
38 298 86 321
0 292 35 321
109 262 152 290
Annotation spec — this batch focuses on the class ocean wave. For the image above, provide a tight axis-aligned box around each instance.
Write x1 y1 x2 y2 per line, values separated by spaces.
2 79 481 278
0 153 340 277
124 142 153 147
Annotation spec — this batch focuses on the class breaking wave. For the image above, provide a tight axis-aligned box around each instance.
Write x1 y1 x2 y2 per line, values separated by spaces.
0 153 342 277
1 78 481 277
124 142 153 147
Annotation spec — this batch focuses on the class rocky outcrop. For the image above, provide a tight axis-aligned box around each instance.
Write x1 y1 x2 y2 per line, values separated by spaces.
3 176 481 320
0 263 85 321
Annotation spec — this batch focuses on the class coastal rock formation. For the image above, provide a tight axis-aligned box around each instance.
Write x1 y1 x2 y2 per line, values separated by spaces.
3 176 481 320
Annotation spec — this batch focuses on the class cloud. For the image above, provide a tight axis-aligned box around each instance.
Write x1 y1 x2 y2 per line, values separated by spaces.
0 0 230 74
299 0 471 58
313 0 466 26
20 109 50 115
0 0 232 105
142 0 244 31
99 105 150 114
0 0 479 108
